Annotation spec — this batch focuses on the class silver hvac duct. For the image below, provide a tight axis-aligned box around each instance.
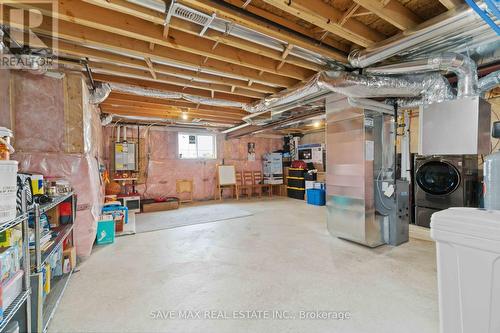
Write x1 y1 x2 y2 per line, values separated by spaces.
126 0 339 67
478 70 500 93
90 82 112 104
365 53 478 98
347 98 395 115
246 70 453 114
348 3 496 68
108 82 247 109
108 114 232 128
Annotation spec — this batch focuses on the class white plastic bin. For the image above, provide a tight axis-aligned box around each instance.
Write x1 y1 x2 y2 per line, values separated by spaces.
0 160 18 224
431 208 500 333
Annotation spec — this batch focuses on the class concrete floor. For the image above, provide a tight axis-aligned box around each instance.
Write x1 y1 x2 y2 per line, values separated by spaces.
49 198 438 333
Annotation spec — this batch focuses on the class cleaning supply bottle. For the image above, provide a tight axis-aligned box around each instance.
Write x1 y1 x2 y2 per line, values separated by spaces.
484 121 500 210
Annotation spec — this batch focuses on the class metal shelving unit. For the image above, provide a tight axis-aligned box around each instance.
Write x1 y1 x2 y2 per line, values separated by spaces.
30 192 76 333
0 189 31 333
0 291 30 332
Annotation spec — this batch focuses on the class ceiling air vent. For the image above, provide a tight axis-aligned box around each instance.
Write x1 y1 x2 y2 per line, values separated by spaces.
173 4 211 26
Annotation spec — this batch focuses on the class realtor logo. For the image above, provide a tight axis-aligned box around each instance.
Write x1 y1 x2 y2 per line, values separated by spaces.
0 1 58 70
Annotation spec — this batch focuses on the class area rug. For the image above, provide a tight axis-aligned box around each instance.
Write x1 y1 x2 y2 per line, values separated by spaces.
135 203 253 233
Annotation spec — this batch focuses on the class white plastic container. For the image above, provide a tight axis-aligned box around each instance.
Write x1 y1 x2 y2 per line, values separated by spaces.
1 270 23 309
431 208 500 333
0 160 18 224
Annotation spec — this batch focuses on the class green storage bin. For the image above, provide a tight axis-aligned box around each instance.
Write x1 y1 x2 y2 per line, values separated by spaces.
96 216 115 245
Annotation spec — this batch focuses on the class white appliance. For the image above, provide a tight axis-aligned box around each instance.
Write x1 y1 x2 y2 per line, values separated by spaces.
118 195 141 213
298 144 324 164
431 208 500 333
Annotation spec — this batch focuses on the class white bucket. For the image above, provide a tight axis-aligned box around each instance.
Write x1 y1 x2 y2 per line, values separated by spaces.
0 160 18 224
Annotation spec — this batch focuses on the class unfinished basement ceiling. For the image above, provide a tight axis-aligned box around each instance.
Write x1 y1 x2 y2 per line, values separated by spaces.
2 0 498 130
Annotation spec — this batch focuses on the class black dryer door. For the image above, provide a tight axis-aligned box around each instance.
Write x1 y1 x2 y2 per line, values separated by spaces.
416 161 461 196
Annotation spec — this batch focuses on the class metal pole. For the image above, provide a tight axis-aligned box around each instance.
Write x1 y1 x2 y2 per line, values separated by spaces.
34 204 41 273
21 188 32 333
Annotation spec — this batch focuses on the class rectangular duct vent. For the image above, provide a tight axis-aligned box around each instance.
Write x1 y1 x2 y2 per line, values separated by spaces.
173 4 211 26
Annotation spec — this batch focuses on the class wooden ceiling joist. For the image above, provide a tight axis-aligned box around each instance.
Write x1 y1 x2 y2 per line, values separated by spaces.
105 97 247 118
100 107 242 124
179 0 349 59
22 0 314 81
52 40 279 95
108 93 245 113
102 103 244 121
259 0 386 47
352 0 422 31
86 61 267 99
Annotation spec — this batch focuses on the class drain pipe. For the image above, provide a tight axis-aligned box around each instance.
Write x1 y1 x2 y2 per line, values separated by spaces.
365 53 478 98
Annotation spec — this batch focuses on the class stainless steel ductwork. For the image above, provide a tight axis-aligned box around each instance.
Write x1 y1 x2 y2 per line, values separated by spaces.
106 114 232 128
478 70 500 93
365 53 478 98
348 3 498 68
246 70 453 114
126 0 340 67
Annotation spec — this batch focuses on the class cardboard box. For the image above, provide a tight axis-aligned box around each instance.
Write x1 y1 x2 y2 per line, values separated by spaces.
45 207 60 228
63 247 76 269
142 200 179 213
316 172 326 183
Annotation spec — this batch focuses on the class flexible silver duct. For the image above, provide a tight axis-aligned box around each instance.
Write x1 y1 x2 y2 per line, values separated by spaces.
108 114 232 128
246 71 453 114
108 82 247 109
478 70 500 93
90 82 112 104
348 3 497 68
365 53 478 97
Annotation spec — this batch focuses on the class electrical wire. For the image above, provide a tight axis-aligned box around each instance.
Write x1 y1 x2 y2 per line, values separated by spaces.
376 169 394 214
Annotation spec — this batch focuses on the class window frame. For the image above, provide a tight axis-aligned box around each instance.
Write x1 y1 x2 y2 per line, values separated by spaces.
177 132 217 160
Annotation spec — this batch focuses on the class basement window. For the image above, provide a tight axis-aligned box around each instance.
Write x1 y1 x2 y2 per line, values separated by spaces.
178 133 217 159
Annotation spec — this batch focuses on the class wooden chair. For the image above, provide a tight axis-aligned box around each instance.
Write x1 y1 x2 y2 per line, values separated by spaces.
235 172 250 198
176 179 193 203
242 171 255 198
253 171 272 198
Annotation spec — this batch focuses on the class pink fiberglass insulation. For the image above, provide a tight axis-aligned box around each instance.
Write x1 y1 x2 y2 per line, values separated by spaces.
103 127 282 201
8 71 104 259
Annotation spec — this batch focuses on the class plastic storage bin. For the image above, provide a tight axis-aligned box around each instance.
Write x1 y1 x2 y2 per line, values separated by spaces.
306 189 326 206
1 270 23 309
287 187 305 200
102 204 128 233
431 208 500 333
96 215 115 245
